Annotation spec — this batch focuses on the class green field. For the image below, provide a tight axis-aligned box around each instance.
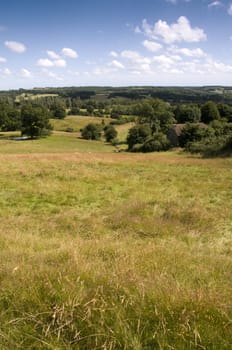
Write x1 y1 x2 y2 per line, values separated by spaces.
0 133 115 154
50 116 110 133
0 134 231 349
50 115 133 143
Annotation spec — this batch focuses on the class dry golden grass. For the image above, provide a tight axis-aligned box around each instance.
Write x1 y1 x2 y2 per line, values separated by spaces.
0 142 231 349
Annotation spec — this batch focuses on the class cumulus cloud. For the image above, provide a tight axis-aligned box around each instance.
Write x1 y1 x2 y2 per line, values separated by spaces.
153 54 179 66
140 16 206 44
20 68 32 78
208 1 223 8
109 60 125 69
47 50 60 60
121 50 152 73
37 58 54 67
169 46 206 58
53 59 66 67
37 58 66 68
41 68 63 81
121 50 151 64
1 68 11 76
62 48 78 58
143 40 162 52
109 51 118 57
5 41 26 53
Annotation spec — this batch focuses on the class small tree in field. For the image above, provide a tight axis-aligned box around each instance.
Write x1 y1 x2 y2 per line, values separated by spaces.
21 104 52 139
81 123 102 140
127 124 151 150
104 125 118 142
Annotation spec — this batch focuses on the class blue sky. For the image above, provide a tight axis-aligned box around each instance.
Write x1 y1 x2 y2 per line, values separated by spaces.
1 0 232 89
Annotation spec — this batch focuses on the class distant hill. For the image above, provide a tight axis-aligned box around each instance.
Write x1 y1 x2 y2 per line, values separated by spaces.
1 86 232 104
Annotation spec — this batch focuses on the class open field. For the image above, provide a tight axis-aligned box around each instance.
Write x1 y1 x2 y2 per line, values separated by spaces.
50 116 133 142
0 134 115 154
15 93 59 102
0 135 231 349
50 116 113 133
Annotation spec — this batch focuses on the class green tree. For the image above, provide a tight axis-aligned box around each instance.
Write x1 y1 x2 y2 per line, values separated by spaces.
50 102 66 119
140 132 170 152
0 101 21 131
0 101 9 130
81 123 102 140
201 101 220 124
135 99 175 133
174 104 201 123
3 108 21 131
127 124 151 150
104 125 118 142
86 105 94 115
217 103 232 122
21 104 52 139
179 123 215 148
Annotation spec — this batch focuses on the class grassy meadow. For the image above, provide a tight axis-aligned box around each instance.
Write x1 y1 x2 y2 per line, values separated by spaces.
50 115 134 143
50 116 110 133
0 130 231 349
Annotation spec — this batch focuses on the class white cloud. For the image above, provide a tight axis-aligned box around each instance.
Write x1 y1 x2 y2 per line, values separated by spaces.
41 68 63 81
37 57 66 68
121 50 151 64
141 16 206 44
109 60 125 69
143 40 162 52
208 1 223 8
204 58 232 73
5 41 26 53
135 26 142 34
2 68 11 76
169 46 206 58
153 54 177 66
20 68 32 78
109 51 118 57
53 59 66 67
62 47 78 58
37 58 54 67
47 50 60 60
169 68 184 74
0 57 7 63
121 50 152 73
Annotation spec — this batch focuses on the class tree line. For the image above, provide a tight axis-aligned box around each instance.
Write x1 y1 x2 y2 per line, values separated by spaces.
0 99 66 138
1 94 232 155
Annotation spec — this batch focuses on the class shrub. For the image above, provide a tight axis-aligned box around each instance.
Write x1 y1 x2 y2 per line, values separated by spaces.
201 101 220 123
104 125 118 143
127 124 151 150
81 123 102 140
68 107 80 115
140 133 170 152
65 127 74 133
179 123 214 148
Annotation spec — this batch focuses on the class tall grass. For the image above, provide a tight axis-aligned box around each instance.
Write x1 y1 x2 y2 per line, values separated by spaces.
0 148 231 349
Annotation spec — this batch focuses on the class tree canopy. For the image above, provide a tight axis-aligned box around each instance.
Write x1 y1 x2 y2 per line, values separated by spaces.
81 123 102 140
21 104 52 139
